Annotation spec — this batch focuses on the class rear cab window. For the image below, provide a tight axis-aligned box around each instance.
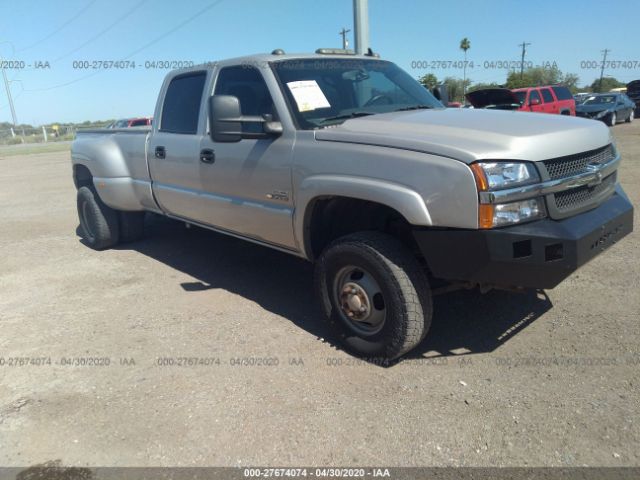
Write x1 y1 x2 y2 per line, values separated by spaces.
160 71 207 134
541 88 554 103
551 86 573 101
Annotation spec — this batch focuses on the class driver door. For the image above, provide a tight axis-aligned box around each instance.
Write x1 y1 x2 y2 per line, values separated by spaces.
197 65 297 250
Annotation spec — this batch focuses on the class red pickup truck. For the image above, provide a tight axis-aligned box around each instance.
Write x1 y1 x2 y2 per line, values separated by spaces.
466 85 575 116
512 85 575 115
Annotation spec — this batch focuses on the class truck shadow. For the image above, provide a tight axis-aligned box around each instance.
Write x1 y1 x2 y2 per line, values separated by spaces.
108 215 552 364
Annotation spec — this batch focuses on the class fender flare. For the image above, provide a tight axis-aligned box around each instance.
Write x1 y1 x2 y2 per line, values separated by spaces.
295 175 431 259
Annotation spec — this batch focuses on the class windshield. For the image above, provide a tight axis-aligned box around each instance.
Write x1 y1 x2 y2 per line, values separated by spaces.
513 91 526 104
271 59 443 129
584 95 616 105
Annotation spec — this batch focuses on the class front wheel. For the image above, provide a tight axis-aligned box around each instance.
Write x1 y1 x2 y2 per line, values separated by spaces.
608 111 617 126
315 232 432 360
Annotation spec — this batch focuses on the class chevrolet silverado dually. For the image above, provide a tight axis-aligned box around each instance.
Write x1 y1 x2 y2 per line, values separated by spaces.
71 49 634 359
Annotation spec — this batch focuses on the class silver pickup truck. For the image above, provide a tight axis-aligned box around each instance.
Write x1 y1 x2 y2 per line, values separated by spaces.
72 50 634 359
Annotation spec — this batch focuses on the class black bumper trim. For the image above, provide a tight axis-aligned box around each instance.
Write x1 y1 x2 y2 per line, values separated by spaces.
414 185 634 289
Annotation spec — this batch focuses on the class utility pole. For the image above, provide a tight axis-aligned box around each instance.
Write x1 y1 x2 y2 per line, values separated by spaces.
598 49 610 93
339 27 351 50
353 0 370 55
1 66 18 127
518 41 531 79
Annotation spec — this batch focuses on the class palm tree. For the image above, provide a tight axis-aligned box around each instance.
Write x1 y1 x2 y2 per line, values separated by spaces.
460 38 471 98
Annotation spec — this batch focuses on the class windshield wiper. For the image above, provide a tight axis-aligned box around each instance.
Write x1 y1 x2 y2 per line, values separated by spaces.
319 111 376 125
393 104 434 112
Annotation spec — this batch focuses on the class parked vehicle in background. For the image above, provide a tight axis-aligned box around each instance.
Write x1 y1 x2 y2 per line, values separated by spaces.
107 117 153 128
71 50 633 359
575 93 635 126
626 80 640 115
465 88 521 110
574 93 591 105
512 85 575 115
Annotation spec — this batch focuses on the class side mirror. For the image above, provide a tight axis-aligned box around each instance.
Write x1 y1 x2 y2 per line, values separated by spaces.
530 98 541 106
209 95 242 142
208 95 283 143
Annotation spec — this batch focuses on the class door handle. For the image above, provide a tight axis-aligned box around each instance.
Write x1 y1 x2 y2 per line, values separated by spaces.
155 146 166 159
200 148 215 164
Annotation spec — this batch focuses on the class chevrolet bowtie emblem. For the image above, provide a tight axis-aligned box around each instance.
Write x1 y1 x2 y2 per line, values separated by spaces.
586 164 604 187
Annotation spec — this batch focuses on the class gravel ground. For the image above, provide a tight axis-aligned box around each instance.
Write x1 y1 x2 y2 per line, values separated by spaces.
0 122 638 469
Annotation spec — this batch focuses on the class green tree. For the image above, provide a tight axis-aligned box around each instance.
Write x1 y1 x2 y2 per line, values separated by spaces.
467 82 502 93
506 66 564 88
459 37 471 96
561 73 580 93
443 77 471 103
590 76 625 93
418 73 439 90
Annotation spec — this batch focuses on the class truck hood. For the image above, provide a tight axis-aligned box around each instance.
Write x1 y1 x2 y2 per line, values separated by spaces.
314 108 611 163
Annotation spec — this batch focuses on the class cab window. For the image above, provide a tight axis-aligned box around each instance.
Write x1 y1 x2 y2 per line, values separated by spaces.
541 89 554 103
160 71 207 134
529 90 541 104
214 66 277 133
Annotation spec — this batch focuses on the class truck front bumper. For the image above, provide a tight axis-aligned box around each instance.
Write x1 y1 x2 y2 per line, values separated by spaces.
413 185 634 289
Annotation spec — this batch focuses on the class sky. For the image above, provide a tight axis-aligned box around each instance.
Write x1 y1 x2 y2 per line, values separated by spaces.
0 0 638 125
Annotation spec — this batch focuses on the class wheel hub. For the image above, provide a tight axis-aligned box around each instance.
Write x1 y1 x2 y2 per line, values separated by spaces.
340 282 370 321
332 265 386 336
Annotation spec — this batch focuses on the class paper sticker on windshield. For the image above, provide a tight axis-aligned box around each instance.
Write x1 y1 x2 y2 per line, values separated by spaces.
286 80 330 112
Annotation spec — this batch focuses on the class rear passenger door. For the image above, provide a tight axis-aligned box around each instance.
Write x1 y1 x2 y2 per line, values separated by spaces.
540 88 557 114
148 70 210 222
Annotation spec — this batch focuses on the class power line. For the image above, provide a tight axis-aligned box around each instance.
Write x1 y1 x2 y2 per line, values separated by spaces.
17 0 99 52
23 0 225 93
54 0 148 62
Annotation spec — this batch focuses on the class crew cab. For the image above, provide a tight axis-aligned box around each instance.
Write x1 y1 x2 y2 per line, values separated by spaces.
71 50 633 360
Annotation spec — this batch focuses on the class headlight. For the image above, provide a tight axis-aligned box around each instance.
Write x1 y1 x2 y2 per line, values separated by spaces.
595 109 610 119
470 161 546 228
470 161 540 191
478 198 546 228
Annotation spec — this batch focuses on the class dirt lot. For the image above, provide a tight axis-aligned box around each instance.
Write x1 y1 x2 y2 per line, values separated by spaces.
0 122 639 469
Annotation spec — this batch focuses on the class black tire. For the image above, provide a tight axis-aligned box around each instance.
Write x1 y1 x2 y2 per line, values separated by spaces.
626 110 634 123
315 231 432 360
76 186 119 250
608 111 617 126
119 211 146 243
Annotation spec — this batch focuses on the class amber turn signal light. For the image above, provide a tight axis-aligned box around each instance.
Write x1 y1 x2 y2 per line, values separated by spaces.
470 163 489 191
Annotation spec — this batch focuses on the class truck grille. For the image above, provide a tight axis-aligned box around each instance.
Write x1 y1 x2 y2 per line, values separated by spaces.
542 144 615 180
554 172 617 213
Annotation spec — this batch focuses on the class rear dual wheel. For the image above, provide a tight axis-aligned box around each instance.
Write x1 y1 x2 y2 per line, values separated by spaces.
77 186 145 250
